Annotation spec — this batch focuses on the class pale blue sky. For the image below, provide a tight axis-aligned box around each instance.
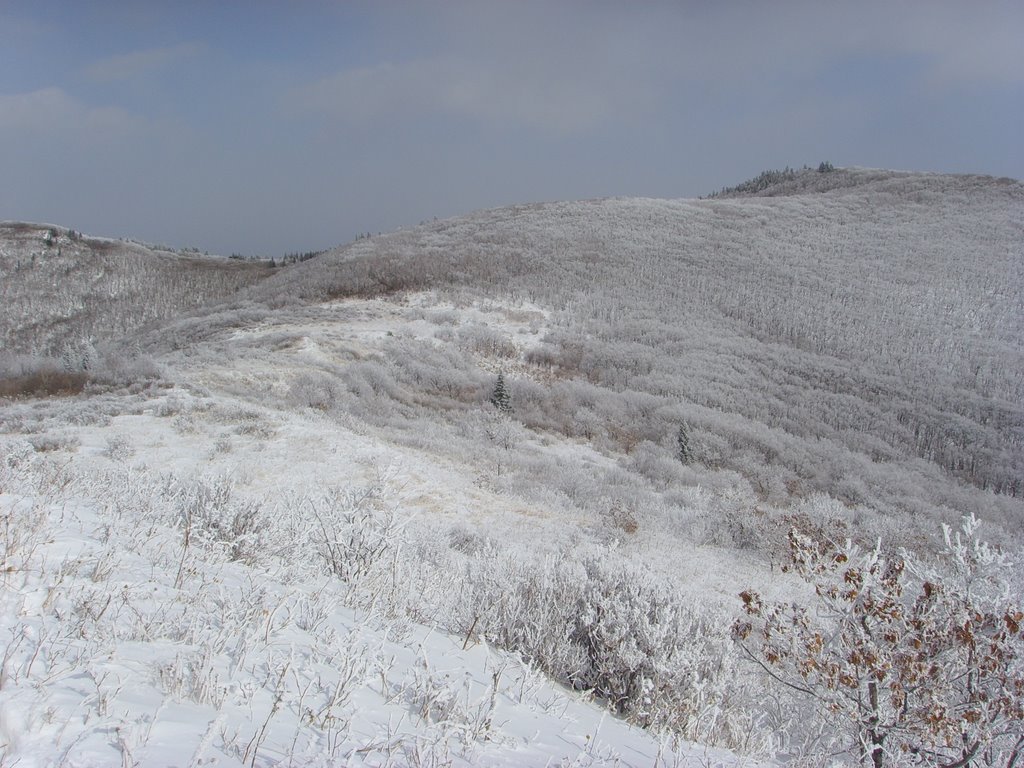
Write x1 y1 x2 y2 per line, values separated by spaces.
2 1 1022 256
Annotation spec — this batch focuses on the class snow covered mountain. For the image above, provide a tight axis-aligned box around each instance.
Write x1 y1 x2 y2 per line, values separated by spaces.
2 167 1022 766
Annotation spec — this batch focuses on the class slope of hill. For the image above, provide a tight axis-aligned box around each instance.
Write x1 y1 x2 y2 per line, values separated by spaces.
1 431 764 767
235 170 1023 527
2 168 1022 766
0 222 273 357
706 165 1020 199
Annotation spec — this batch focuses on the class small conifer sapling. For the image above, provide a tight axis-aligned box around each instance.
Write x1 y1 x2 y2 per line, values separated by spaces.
490 372 511 413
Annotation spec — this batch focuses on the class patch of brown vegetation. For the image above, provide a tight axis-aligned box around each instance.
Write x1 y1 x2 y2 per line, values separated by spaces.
0 370 88 398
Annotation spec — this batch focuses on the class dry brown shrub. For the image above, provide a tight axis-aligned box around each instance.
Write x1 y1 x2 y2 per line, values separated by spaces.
0 370 88 398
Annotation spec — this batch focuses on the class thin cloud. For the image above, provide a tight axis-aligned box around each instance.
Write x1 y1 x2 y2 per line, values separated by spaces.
290 56 626 134
85 42 204 82
0 87 149 137
289 1 1023 139
904 6 1024 86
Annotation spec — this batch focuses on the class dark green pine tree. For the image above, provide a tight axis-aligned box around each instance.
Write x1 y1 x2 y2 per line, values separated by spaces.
676 423 691 464
490 372 511 413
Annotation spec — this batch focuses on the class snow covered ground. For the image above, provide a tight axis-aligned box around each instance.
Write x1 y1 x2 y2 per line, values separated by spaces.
1 415 771 767
2 286 780 765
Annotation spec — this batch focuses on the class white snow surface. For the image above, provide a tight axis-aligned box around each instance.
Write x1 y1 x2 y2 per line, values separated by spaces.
0 384 773 767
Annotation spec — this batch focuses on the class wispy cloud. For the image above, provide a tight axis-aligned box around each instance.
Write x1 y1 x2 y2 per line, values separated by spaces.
900 4 1024 86
289 0 1024 139
0 87 149 137
84 42 204 82
290 55 636 135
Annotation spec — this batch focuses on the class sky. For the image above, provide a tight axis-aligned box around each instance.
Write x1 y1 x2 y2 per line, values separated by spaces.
2 1 1022 256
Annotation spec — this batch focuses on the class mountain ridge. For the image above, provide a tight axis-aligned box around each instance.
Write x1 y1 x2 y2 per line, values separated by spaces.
4 170 1021 511
2 167 1023 765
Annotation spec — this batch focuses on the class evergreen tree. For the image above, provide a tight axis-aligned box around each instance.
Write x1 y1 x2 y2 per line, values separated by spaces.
60 342 77 374
490 372 511 413
676 423 691 464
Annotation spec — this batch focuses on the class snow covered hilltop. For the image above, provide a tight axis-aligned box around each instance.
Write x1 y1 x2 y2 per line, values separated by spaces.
2 167 1023 766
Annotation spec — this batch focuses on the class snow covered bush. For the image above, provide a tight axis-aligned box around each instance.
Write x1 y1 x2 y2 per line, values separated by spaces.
102 434 135 462
172 476 268 566
309 481 403 586
27 432 81 453
567 552 733 731
734 515 1024 767
89 343 162 389
458 324 517 359
288 370 342 411
450 542 761 749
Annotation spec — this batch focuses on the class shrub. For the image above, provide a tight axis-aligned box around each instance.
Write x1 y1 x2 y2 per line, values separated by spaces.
459 326 517 359
0 368 88 398
288 371 342 411
309 483 402 585
734 515 1024 767
102 435 135 462
453 544 756 746
29 433 81 453
173 477 267 565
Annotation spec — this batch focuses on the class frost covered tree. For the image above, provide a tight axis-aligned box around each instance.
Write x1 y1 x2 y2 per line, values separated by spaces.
490 371 511 413
733 515 1024 767
60 337 97 373
676 423 692 464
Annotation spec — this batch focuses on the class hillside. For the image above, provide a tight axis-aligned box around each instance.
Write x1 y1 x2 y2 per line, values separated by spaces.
0 222 273 357
2 168 1023 766
231 169 1023 531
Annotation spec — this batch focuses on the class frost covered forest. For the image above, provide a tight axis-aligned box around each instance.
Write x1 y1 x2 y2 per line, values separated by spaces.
1 167 1022 766
0 223 272 359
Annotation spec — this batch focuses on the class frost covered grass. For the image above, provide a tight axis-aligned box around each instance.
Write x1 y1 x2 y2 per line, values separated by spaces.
3 425 1018 767
0 442 776 767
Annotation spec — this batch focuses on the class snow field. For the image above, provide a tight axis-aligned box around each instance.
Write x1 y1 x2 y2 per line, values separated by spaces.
0 441 770 767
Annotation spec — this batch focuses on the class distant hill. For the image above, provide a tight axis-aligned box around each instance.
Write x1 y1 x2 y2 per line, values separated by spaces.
4 170 1021 536
708 164 1021 198
245 170 1023 514
0 222 273 356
